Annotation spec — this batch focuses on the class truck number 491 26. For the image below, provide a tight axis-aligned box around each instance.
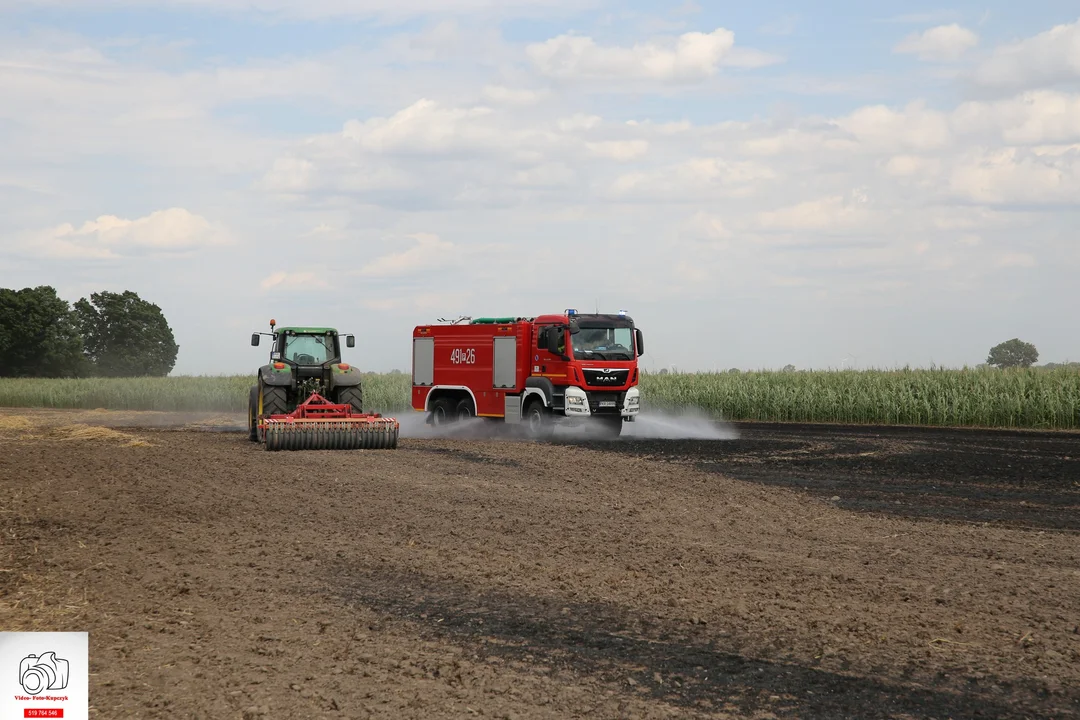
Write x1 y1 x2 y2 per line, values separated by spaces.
450 348 476 364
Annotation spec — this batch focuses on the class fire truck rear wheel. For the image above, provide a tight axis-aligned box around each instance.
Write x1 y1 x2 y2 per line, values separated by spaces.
430 397 453 425
454 398 474 421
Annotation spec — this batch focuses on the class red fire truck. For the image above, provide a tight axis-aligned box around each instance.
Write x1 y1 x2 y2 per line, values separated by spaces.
411 310 644 438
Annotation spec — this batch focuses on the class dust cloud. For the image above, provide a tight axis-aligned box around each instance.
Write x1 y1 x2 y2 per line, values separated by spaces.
394 407 738 442
622 407 739 440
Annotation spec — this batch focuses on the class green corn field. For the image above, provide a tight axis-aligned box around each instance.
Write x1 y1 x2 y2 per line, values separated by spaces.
0 367 1077 429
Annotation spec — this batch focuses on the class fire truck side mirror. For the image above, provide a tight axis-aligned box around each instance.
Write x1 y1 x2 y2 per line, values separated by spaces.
537 327 548 348
251 333 260 347
545 329 563 355
635 329 645 356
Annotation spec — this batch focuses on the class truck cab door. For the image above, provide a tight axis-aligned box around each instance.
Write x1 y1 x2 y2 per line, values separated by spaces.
535 325 569 376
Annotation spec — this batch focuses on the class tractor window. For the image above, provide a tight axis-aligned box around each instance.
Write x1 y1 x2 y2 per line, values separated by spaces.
284 334 333 364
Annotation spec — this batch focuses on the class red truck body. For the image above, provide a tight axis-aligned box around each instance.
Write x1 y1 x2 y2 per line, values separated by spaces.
411 311 644 437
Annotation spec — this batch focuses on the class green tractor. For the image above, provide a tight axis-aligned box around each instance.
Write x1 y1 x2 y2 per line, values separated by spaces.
248 319 386 447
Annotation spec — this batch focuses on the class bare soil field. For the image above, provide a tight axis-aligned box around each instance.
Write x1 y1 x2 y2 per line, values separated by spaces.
2 409 1079 719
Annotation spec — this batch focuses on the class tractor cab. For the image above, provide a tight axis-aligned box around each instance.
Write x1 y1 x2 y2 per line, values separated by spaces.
251 321 355 377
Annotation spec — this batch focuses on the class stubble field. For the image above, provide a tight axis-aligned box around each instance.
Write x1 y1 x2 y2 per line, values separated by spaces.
1 408 1079 719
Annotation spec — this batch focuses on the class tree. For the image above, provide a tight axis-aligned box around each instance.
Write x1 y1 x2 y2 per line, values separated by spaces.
74 290 179 377
986 338 1039 369
0 286 86 377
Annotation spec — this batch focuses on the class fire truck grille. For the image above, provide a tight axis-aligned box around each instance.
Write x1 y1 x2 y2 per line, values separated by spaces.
582 368 629 387
586 391 625 415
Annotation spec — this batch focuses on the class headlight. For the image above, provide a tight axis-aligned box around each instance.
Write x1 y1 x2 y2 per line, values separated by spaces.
628 396 640 407
566 395 585 406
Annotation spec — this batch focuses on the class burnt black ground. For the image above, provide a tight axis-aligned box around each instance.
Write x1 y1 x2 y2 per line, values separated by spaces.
339 567 1058 720
563 421 1080 531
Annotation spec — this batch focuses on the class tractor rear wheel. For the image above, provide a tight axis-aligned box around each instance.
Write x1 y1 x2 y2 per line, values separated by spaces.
247 385 259 441
262 385 288 417
336 386 363 414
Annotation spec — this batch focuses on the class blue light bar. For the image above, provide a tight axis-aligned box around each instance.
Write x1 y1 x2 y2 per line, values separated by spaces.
566 308 577 316
618 309 627 316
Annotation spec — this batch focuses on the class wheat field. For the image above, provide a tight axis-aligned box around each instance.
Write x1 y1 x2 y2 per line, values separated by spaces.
0 367 1077 429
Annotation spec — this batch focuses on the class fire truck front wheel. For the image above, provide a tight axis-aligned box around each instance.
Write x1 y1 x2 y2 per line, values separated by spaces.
522 399 554 441
595 415 623 439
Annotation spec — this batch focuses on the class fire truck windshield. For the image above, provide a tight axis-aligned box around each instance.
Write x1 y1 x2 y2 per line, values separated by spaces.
283 334 333 364
570 326 635 361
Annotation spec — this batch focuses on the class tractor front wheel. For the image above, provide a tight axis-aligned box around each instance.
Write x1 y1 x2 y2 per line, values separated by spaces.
336 386 363 415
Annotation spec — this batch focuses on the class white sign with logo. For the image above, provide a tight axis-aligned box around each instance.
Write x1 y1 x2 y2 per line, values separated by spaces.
0 632 88 719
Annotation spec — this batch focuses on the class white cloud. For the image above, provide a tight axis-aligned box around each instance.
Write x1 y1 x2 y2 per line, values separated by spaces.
949 146 1080 204
607 157 777 202
558 113 603 132
884 154 942 177
995 252 1038 268
525 27 776 82
835 101 952 153
481 84 549 106
342 99 502 155
258 158 316 194
758 192 872 232
259 271 329 291
681 211 731 241
6 0 587 21
586 140 649 161
894 24 979 62
357 233 457 277
18 208 228 260
951 90 1080 145
972 19 1080 91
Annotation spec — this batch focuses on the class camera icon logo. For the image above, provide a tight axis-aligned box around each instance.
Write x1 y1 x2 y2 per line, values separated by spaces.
19 652 70 696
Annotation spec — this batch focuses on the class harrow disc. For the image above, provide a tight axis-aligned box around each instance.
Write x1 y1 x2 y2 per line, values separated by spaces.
263 419 399 451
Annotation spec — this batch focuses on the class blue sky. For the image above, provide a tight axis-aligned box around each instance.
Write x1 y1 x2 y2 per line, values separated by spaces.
1 0 1079 374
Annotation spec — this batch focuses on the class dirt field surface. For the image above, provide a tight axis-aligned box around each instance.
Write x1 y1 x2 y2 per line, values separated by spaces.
2 409 1079 719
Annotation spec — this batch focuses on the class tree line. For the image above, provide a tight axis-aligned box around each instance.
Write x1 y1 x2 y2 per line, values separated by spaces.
0 286 178 378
